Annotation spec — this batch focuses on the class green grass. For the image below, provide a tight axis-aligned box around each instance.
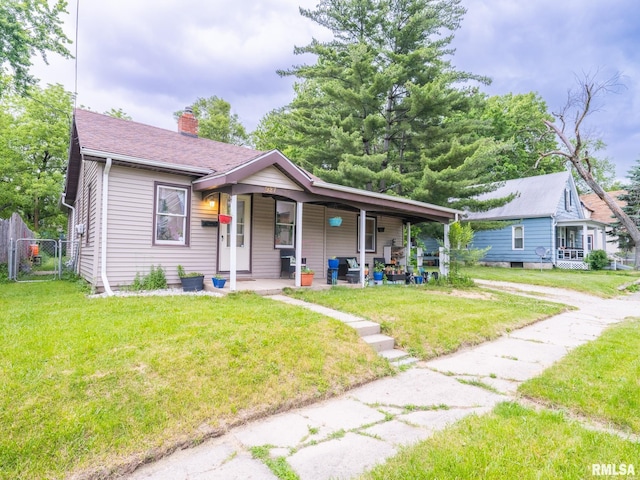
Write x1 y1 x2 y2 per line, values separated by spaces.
287 286 566 359
0 281 391 480
519 318 640 433
463 265 640 298
360 402 640 480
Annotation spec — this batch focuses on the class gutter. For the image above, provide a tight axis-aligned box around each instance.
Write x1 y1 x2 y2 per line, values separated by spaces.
100 158 113 296
310 180 462 215
60 193 79 274
81 148 213 176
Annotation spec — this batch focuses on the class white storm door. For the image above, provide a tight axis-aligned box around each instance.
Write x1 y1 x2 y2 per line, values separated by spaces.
219 194 251 271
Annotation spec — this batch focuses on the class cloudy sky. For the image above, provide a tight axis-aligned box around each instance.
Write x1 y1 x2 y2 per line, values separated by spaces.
34 0 640 179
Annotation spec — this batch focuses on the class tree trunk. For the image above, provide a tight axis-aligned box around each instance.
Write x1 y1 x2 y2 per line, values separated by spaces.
544 119 640 269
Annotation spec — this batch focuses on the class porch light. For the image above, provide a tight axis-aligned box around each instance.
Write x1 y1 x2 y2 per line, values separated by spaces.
204 192 219 212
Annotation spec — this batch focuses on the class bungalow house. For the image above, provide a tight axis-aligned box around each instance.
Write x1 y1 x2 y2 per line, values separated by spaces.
62 109 460 293
464 171 608 269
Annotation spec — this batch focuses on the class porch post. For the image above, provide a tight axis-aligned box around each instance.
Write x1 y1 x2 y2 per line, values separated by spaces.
295 201 303 287
602 228 607 253
359 210 366 288
230 194 237 291
441 222 450 277
583 223 588 255
406 222 411 270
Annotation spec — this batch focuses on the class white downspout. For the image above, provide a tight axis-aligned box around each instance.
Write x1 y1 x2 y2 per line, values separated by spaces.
100 158 113 296
61 193 78 274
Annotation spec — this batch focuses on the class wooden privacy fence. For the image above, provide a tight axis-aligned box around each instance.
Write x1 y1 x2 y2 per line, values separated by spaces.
0 213 34 263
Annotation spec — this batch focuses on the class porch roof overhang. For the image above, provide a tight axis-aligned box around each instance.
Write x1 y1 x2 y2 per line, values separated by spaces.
556 218 608 229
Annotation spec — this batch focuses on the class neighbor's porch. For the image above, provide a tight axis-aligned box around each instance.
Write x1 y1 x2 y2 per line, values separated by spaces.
555 220 607 270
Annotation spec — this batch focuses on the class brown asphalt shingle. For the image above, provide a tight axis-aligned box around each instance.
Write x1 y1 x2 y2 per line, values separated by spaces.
74 109 265 174
580 191 627 224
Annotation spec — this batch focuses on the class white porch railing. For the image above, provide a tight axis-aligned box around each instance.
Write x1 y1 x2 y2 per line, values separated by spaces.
557 248 584 260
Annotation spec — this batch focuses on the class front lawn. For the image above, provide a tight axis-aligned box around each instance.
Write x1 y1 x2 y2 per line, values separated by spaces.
286 286 566 359
463 265 640 298
519 318 640 433
360 402 640 480
0 281 391 480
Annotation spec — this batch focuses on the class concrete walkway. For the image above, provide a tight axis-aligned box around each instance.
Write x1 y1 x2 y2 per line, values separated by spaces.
125 282 640 480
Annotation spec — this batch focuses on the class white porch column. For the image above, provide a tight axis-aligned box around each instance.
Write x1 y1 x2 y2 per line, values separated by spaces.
230 194 237 291
406 222 411 269
602 228 607 252
440 222 450 276
583 223 589 254
295 201 303 287
359 210 366 288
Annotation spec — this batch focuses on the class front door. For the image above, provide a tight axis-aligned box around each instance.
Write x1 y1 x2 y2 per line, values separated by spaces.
219 194 251 272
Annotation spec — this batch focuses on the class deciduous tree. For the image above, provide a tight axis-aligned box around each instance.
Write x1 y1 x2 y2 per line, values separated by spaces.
542 74 640 268
175 96 249 146
0 0 71 95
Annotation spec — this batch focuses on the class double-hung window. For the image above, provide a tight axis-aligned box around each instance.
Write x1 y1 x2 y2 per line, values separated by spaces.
512 225 524 250
357 215 376 252
154 183 190 245
275 200 296 248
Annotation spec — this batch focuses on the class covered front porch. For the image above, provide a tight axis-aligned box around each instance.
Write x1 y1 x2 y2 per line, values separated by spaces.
555 219 608 269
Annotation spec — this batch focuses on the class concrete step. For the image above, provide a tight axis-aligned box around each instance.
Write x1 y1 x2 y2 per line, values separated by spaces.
392 356 419 366
350 320 380 337
362 334 395 352
379 348 410 360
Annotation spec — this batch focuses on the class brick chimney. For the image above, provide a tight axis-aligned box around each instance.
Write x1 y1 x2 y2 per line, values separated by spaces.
178 106 198 137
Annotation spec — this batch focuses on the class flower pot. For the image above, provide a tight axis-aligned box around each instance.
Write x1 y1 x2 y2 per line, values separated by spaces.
415 275 424 284
373 271 384 281
328 217 342 227
328 258 339 269
218 214 232 224
180 275 204 292
212 277 226 288
300 272 314 286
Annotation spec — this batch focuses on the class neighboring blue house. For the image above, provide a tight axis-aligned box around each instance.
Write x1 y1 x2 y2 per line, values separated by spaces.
465 171 607 269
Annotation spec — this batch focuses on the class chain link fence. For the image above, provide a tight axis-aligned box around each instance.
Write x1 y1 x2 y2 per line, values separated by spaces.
8 238 79 281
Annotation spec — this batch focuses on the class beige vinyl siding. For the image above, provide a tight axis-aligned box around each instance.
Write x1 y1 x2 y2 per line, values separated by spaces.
326 209 403 267
242 166 303 191
102 166 217 289
77 159 100 286
301 204 325 276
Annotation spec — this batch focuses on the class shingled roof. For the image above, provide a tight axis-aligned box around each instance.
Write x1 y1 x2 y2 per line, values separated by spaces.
580 190 626 224
464 171 577 221
73 108 263 174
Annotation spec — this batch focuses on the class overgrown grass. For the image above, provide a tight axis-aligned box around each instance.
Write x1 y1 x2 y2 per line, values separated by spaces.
360 402 640 480
0 281 391 479
519 318 640 433
287 286 566 359
463 265 640 298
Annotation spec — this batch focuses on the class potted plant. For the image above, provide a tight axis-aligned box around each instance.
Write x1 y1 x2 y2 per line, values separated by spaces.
300 266 314 286
373 262 385 282
177 265 205 292
212 274 226 288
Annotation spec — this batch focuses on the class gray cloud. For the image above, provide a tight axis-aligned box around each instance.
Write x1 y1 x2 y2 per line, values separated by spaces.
34 0 640 178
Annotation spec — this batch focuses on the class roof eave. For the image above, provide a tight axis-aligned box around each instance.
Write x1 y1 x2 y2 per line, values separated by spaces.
81 148 214 176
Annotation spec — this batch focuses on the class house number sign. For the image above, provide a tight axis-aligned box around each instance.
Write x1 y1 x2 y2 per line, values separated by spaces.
264 186 277 194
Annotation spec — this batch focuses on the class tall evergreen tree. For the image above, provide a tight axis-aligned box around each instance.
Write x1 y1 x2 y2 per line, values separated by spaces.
610 159 640 253
279 0 506 207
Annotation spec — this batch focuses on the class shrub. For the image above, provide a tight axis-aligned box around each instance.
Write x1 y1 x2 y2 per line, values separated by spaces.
586 249 609 270
131 265 167 291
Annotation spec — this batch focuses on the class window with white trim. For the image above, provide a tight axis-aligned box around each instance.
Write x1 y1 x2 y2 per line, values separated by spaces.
512 225 524 250
275 200 295 248
357 215 376 252
154 184 189 245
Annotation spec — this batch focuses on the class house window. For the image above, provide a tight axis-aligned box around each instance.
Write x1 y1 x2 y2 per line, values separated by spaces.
357 215 376 252
512 225 524 250
565 188 572 210
275 200 295 248
154 183 190 245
